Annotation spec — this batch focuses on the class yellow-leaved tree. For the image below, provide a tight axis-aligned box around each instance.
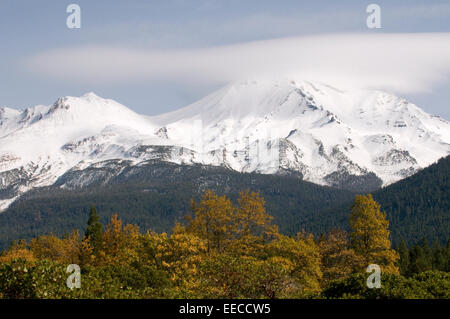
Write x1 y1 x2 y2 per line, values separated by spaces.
185 189 278 256
186 190 235 253
233 190 278 254
29 230 81 264
264 232 323 296
98 214 141 265
0 240 35 263
349 194 399 274
319 228 363 285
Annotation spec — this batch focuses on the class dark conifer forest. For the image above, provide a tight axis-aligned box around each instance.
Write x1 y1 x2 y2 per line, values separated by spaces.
0 157 448 250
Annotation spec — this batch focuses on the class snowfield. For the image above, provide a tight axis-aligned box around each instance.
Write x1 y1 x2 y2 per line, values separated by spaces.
0 80 449 211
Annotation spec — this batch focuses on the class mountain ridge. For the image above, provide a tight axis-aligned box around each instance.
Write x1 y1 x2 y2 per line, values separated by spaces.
0 79 449 210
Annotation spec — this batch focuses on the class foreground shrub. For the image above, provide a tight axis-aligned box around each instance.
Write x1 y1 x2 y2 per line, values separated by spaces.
322 271 450 299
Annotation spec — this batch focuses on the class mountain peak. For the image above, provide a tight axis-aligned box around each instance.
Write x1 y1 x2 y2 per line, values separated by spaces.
80 91 103 101
50 92 108 109
0 81 449 212
48 92 124 115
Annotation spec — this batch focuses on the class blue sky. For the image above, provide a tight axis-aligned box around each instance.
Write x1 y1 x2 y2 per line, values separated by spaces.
1 0 450 119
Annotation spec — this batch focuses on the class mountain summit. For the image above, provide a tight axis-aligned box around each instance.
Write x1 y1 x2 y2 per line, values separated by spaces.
0 80 449 210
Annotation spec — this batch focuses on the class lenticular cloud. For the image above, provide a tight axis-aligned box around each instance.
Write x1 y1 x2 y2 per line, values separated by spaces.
24 32 450 94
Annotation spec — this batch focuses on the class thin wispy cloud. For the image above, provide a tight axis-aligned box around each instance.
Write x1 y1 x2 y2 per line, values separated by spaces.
24 33 450 95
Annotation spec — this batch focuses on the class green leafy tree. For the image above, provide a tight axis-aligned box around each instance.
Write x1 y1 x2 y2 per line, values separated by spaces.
322 271 450 299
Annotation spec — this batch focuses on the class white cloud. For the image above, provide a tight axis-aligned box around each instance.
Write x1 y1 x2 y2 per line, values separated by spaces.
23 33 450 94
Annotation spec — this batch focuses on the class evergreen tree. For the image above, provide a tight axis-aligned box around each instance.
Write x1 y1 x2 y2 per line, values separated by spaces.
407 239 436 275
446 240 450 272
85 205 103 252
349 194 399 274
408 244 426 274
398 239 409 275
421 237 433 271
431 239 445 271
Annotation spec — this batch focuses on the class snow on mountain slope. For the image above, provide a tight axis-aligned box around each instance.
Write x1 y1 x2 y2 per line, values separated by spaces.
0 81 449 211
0 93 166 210
152 79 449 185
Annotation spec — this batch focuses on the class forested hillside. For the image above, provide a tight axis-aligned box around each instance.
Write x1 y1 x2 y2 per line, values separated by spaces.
0 161 355 250
374 155 449 245
0 156 448 250
298 156 449 245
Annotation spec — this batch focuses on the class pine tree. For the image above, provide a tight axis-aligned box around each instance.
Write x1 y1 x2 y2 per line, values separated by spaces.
408 244 427 274
445 240 450 272
421 237 433 271
397 239 409 275
349 194 399 274
431 239 445 271
85 205 103 252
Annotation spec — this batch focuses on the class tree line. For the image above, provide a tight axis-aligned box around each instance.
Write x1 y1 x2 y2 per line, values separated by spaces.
0 190 448 299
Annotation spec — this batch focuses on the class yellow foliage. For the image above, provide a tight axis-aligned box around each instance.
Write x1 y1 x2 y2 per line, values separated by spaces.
0 248 36 263
185 189 279 256
0 190 407 298
319 228 363 285
265 234 322 294
29 230 81 264
97 214 142 266
349 194 399 274
79 237 95 267
187 190 235 253
235 190 277 239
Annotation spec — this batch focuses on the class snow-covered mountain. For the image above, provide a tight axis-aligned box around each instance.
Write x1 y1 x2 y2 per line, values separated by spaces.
1 80 449 211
